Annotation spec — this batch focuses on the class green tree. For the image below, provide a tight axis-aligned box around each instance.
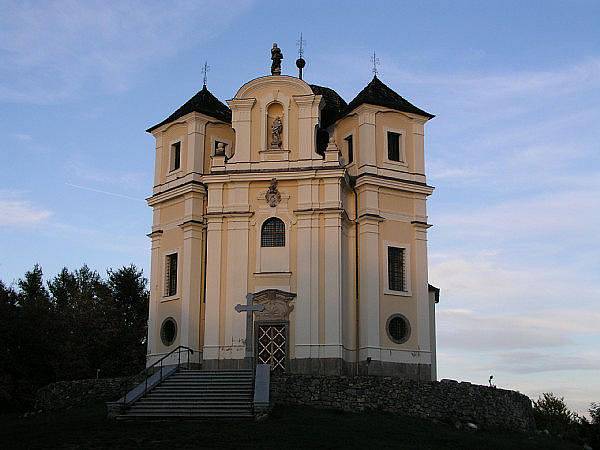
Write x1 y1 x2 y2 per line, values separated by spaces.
533 392 576 434
0 281 19 409
590 402 600 425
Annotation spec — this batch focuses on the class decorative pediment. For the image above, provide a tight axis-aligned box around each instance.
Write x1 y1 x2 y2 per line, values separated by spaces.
252 289 296 321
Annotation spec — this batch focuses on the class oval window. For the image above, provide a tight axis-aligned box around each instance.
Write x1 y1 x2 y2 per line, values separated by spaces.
386 314 411 344
160 317 177 346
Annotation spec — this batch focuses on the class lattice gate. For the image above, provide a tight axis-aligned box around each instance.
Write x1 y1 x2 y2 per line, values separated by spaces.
256 323 287 372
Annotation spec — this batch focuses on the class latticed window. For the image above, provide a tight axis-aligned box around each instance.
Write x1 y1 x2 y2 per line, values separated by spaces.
164 253 178 296
387 131 401 162
387 315 410 344
388 246 406 292
261 217 285 247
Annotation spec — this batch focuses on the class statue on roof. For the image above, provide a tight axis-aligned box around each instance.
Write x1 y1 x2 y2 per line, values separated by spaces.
271 43 283 75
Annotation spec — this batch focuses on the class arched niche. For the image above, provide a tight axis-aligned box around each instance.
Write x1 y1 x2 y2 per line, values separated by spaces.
267 102 284 150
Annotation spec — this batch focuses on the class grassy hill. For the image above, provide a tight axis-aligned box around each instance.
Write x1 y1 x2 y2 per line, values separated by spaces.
1 403 579 449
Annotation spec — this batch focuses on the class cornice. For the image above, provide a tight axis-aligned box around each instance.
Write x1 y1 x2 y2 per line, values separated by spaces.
147 180 206 206
355 173 434 195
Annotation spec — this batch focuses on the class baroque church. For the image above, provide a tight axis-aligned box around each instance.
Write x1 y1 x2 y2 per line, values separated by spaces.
145 44 440 380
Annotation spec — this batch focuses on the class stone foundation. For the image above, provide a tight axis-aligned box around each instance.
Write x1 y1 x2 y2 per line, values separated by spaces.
271 375 535 431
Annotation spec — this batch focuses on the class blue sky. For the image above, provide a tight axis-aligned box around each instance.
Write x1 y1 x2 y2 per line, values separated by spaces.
1 0 599 414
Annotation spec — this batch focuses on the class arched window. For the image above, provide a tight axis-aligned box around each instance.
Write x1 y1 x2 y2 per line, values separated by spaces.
261 217 285 247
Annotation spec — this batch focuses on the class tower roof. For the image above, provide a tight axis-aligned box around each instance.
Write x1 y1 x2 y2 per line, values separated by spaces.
346 76 434 119
146 85 232 133
310 84 348 128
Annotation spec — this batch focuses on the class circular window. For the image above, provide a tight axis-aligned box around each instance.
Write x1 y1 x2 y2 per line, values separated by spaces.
160 317 177 346
386 314 411 344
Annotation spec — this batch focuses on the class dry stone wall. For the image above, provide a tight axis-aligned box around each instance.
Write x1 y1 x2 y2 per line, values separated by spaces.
35 377 129 411
271 375 535 432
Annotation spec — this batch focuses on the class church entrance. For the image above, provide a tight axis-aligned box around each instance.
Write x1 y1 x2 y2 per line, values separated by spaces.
256 322 288 372
245 289 296 372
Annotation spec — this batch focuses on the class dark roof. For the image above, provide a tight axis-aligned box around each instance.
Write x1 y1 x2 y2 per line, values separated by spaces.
310 84 348 129
346 76 434 119
146 85 232 132
428 284 440 303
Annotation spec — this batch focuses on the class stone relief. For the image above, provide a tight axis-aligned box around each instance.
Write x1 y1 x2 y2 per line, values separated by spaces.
265 178 282 207
253 289 296 322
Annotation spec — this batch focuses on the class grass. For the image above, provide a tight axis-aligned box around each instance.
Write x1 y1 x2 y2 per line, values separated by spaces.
0 403 579 449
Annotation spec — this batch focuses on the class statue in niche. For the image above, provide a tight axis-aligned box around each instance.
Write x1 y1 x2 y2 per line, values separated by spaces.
271 43 283 75
271 116 283 148
214 141 226 156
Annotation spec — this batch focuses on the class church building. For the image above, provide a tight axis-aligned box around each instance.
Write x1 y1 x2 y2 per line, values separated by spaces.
145 44 439 380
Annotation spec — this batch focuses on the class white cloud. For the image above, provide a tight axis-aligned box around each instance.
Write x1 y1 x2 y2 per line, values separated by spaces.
0 0 253 103
0 191 51 226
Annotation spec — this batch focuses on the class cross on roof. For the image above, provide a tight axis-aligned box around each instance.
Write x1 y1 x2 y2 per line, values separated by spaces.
297 32 306 59
371 51 380 77
201 61 210 87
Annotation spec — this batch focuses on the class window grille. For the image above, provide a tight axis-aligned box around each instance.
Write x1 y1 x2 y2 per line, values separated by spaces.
261 217 285 247
387 131 401 162
387 315 410 343
388 246 406 291
164 253 178 296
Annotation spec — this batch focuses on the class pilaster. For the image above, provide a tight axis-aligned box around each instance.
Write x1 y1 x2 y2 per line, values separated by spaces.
323 211 343 358
358 215 383 361
227 98 256 165
294 94 321 161
186 116 208 174
203 216 224 360
223 213 250 361
153 133 163 187
179 219 204 360
412 221 432 352
146 229 163 365
357 106 378 173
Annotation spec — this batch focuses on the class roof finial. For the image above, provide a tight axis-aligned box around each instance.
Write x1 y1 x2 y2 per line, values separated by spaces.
201 61 210 87
371 51 380 77
296 33 306 80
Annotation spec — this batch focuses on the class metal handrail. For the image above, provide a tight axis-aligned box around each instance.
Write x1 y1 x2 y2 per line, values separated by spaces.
121 345 194 407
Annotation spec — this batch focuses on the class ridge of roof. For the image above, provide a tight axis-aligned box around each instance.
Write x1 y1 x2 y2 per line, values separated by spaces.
346 76 434 119
146 85 232 133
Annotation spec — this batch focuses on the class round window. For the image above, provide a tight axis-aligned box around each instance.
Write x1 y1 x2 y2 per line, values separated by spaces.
386 314 411 344
160 317 177 346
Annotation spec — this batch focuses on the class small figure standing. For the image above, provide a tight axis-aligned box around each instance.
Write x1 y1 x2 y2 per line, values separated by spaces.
271 116 283 148
271 43 283 75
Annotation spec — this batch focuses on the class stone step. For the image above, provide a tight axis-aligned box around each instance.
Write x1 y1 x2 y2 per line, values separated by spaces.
129 403 252 412
153 385 252 391
136 400 252 407
145 394 252 400
161 378 252 386
177 370 253 375
117 411 254 419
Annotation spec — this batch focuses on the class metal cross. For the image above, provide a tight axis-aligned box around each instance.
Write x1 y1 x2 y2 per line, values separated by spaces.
296 32 305 59
235 294 265 360
201 61 210 87
371 51 380 77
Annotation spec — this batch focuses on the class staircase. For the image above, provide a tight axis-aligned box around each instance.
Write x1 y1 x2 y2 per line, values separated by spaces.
117 369 255 419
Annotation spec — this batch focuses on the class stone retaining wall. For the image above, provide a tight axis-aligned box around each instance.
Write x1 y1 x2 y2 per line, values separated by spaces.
35 377 130 411
271 375 535 431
